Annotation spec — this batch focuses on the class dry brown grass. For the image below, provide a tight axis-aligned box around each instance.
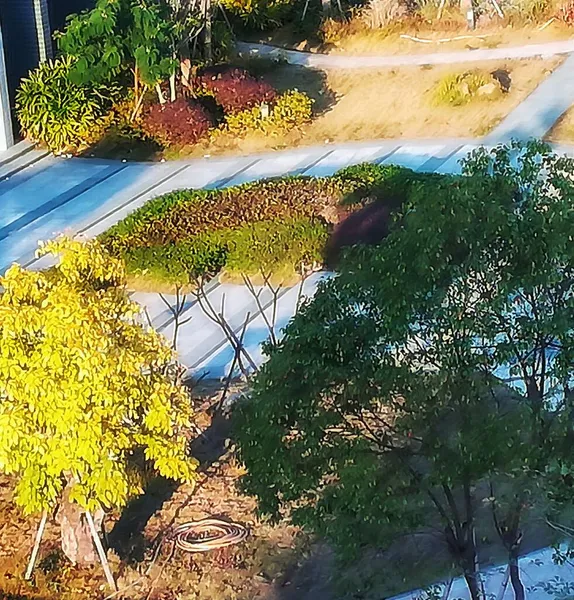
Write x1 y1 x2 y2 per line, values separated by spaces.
164 57 560 160
321 18 573 55
545 103 574 141
300 58 560 139
0 385 563 600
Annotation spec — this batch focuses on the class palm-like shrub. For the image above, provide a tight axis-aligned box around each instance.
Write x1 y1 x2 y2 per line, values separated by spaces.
16 57 112 153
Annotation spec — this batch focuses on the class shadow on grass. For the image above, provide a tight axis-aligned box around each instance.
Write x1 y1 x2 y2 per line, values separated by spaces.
233 58 337 117
80 127 162 162
107 405 231 562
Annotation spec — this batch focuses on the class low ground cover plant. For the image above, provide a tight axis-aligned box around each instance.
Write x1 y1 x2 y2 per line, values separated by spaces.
140 98 214 146
196 66 278 113
100 163 446 286
432 70 503 106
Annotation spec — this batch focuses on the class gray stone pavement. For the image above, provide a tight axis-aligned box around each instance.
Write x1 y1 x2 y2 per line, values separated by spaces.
2 139 574 599
237 38 574 68
3 40 574 597
3 37 574 377
0 138 473 378
2 137 574 380
486 53 574 142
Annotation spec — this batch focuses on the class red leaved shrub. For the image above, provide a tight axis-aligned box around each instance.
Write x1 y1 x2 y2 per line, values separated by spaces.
559 0 574 24
196 66 277 114
140 98 213 146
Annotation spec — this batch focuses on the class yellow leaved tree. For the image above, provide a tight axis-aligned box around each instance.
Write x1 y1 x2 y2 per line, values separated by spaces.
0 237 197 564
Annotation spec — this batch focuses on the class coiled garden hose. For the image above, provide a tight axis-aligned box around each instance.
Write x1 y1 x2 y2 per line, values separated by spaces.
170 518 248 553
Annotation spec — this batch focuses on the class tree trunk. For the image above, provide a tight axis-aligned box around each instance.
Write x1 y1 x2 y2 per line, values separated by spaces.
460 481 482 600
55 493 104 564
460 527 482 600
509 550 525 600
203 0 212 63
322 0 331 15
170 72 176 102
463 569 482 600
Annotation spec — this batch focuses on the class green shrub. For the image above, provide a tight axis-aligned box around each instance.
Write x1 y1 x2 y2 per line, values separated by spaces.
267 90 313 132
226 218 328 275
16 57 116 153
121 219 327 283
124 232 230 282
101 165 451 285
432 71 499 107
224 90 313 136
334 163 446 205
101 177 338 254
219 0 294 30
507 0 551 23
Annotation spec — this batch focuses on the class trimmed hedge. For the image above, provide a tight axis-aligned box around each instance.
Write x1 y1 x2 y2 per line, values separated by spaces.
101 163 448 285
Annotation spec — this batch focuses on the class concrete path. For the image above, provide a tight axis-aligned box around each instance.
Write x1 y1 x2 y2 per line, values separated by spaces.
3 140 574 598
0 139 475 380
2 138 574 380
237 38 574 69
3 47 574 596
396 545 574 600
486 52 574 142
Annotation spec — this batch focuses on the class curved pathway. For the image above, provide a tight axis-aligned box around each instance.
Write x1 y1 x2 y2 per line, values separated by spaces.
3 45 574 597
2 136 574 380
2 34 574 375
3 138 574 598
237 38 574 68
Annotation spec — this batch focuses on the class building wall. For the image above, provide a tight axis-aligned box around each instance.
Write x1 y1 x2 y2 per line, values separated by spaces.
0 0 42 106
47 0 95 34
0 0 95 150
0 21 14 151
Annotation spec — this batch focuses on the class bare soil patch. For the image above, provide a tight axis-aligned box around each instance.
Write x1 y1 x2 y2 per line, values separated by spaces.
258 13 573 56
0 384 563 600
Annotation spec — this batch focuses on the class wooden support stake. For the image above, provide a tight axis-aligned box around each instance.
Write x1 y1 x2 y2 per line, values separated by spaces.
25 510 48 580
437 0 447 20
490 0 504 19
86 511 117 593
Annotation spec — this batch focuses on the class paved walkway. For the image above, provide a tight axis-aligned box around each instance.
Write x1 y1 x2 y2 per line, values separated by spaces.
2 140 574 598
486 52 574 142
2 138 574 381
3 41 574 596
237 38 574 68
397 545 574 600
0 139 473 379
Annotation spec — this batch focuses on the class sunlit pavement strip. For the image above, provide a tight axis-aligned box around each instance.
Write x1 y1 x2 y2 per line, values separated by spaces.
237 39 574 68
395 546 574 600
5 138 574 379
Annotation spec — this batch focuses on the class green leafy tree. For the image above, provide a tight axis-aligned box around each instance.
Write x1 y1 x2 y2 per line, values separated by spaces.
234 141 574 599
57 0 181 116
0 237 197 563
